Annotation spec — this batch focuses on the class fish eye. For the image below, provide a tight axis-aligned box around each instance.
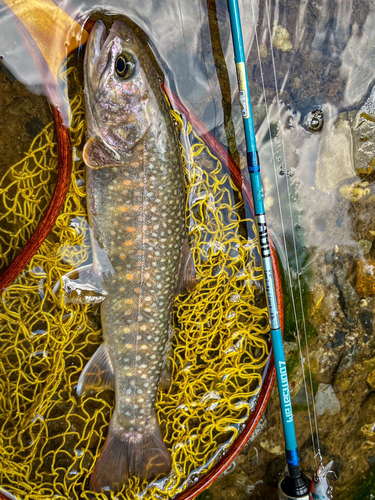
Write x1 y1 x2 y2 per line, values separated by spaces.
115 52 137 79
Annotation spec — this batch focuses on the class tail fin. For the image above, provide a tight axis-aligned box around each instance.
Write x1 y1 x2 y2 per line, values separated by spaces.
90 413 171 491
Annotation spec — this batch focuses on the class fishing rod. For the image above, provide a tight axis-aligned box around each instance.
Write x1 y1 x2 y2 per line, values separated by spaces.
226 1 310 498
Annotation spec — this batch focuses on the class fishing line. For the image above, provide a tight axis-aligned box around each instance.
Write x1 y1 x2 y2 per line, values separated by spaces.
248 0 318 463
246 5 316 466
261 0 322 464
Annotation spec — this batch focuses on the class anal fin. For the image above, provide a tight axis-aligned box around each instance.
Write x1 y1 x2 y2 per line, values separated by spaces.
77 344 114 396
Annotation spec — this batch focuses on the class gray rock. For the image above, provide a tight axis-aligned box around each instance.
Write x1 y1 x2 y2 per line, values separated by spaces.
337 345 360 373
315 383 341 416
315 112 356 193
334 267 360 321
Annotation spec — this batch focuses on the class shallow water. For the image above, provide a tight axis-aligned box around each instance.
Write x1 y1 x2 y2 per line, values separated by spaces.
1 0 375 499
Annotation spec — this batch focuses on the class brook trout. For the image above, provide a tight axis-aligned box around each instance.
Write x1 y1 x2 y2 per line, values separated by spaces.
76 19 191 491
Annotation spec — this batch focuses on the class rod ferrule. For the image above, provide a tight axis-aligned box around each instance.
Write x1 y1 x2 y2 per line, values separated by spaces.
247 151 260 173
286 448 300 467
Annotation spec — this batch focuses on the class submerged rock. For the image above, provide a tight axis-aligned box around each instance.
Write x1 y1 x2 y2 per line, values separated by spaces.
350 257 375 298
336 345 360 374
315 112 356 193
272 24 293 52
358 239 372 255
316 87 375 193
352 111 375 178
339 181 370 202
366 370 375 389
315 383 341 416
260 439 283 456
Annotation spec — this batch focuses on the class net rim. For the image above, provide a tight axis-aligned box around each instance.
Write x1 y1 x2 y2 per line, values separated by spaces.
0 14 284 499
0 12 72 294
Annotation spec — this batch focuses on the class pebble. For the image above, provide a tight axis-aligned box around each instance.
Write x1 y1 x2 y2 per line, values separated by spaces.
315 383 341 416
367 371 375 389
339 182 370 202
260 439 284 455
315 113 356 193
336 345 360 373
351 257 375 298
358 239 372 255
272 24 293 52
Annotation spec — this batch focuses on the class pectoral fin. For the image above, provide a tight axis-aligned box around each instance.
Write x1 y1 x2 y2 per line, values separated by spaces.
175 238 196 296
53 263 107 305
77 344 114 396
83 136 122 168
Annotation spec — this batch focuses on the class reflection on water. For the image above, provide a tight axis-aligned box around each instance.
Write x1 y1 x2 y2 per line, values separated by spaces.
1 0 375 499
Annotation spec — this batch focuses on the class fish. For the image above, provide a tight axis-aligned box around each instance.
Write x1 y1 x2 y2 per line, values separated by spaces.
69 19 194 491
309 460 334 499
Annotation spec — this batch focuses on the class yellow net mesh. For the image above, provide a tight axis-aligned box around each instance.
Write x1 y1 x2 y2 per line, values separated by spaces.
0 117 57 273
0 59 270 500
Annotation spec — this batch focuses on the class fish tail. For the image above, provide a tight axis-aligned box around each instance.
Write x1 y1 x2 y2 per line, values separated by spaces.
90 412 171 491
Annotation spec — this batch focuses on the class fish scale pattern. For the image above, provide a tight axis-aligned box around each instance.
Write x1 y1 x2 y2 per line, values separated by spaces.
0 61 269 500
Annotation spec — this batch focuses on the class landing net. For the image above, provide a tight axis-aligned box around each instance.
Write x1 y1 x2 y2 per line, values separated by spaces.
0 59 269 500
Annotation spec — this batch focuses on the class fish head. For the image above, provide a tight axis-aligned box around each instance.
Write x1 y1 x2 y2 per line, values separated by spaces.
84 20 155 162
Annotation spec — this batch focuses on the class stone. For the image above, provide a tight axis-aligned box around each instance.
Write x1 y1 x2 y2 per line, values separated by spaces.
358 239 372 255
308 282 342 327
331 329 348 349
291 386 311 408
351 257 375 298
264 457 286 486
352 120 375 178
351 87 375 178
361 422 375 438
272 24 293 52
308 284 325 324
315 112 356 193
259 44 267 58
366 371 375 389
334 267 360 321
359 309 373 336
349 195 375 243
283 341 297 360
336 345 360 374
260 439 284 455
315 383 341 416
339 181 370 202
